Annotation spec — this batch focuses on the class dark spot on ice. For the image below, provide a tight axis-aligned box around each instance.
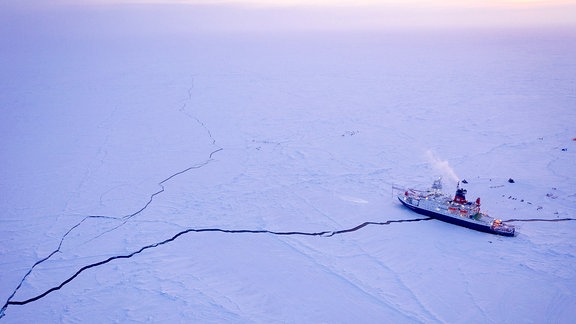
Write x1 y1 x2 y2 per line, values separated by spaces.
461 179 468 184
508 178 515 183
342 130 359 137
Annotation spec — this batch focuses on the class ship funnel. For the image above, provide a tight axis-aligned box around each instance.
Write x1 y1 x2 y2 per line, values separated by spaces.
454 186 467 204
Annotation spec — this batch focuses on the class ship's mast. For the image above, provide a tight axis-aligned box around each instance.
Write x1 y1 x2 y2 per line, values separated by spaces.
431 178 442 195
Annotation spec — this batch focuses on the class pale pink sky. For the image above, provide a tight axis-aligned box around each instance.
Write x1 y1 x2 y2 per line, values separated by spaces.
135 0 576 31
85 0 576 5
3 0 575 31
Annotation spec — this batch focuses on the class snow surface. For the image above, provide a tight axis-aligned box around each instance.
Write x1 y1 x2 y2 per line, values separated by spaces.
1 2 576 323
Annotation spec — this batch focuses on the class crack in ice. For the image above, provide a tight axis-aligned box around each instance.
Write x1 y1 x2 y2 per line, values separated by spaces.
2 215 573 316
0 148 223 319
504 218 576 223
1 84 223 318
1 217 432 313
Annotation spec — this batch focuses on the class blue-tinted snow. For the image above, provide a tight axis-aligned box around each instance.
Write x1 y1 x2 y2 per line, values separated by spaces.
1 2 575 322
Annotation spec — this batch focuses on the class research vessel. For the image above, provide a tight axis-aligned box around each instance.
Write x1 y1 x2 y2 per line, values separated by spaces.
397 179 515 236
